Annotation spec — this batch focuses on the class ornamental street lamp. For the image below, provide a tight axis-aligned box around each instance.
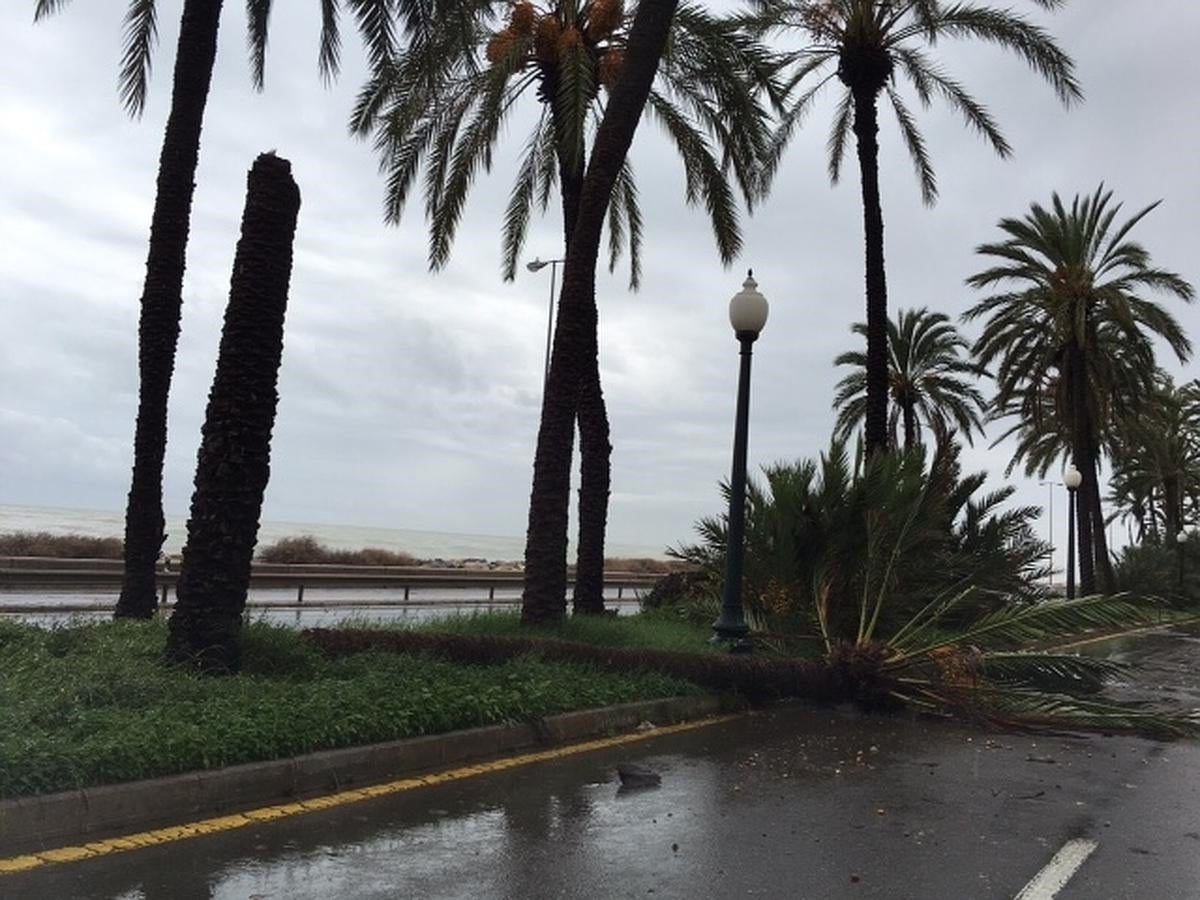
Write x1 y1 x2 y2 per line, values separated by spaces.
1063 463 1082 599
712 271 768 653
526 257 565 395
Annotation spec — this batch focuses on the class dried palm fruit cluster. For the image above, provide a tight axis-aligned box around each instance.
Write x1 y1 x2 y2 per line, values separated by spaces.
485 0 628 90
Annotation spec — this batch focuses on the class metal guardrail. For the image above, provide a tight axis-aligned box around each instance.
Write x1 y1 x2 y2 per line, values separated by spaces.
0 557 665 605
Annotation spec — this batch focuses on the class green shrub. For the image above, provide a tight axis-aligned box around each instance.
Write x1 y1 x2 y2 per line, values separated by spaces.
671 439 1050 641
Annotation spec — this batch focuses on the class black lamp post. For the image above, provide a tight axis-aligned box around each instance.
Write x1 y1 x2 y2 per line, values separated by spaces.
712 271 768 653
1177 529 1188 596
526 256 565 395
1063 463 1082 599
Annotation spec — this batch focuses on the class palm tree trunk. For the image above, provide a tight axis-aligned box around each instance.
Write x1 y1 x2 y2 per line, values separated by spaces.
166 153 301 673
522 0 680 624
116 0 225 619
851 86 890 458
902 400 917 452
574 371 611 614
1088 477 1114 592
1164 476 1181 540
554 130 610 617
1068 344 1096 595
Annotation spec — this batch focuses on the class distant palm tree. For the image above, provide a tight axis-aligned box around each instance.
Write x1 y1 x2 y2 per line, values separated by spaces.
746 0 1079 456
966 186 1194 594
833 307 986 452
36 0 392 618
1108 375 1200 543
352 0 776 616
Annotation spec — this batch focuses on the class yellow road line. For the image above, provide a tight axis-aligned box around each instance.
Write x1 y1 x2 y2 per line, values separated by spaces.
0 713 742 877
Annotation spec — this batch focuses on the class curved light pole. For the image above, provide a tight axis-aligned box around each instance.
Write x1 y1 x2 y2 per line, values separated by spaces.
526 257 565 395
1038 479 1056 588
1063 464 1082 599
712 271 768 653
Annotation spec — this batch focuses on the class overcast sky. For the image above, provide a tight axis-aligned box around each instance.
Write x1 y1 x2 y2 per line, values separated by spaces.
2 1 1198 563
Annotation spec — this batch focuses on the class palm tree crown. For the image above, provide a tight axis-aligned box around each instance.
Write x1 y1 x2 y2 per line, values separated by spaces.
350 0 778 284
35 0 391 116
745 0 1079 457
754 0 1081 202
965 184 1195 592
833 307 986 451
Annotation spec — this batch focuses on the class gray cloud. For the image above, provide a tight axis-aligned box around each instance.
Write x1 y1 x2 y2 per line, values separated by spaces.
2 1 1198 562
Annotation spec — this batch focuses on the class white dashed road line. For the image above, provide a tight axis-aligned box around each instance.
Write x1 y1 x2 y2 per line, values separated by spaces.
1014 838 1099 900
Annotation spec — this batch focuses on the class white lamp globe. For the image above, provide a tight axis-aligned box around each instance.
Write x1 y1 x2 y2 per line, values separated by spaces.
1063 464 1082 490
729 271 768 336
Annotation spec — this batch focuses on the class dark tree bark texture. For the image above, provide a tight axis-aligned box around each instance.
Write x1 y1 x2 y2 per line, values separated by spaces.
522 0 680 624
851 86 891 458
116 0 226 619
166 153 301 673
551 125 612 616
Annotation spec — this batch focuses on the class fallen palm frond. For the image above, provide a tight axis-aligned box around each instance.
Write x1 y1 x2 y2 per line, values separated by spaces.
891 593 1159 658
943 686 1200 741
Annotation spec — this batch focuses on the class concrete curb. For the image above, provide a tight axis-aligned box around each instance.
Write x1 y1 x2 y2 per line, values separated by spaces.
1 693 742 853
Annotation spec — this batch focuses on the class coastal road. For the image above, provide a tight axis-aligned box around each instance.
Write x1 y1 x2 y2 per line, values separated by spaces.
5 627 1200 899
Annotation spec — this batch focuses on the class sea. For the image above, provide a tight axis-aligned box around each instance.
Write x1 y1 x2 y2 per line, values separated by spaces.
0 504 662 626
0 504 667 562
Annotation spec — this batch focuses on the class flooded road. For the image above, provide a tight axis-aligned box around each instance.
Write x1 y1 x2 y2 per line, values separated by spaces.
4 625 1199 899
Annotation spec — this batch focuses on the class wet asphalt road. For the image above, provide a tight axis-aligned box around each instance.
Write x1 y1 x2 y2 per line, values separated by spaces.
6 625 1200 900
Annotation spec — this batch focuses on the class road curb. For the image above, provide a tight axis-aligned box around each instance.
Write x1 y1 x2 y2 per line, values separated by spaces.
1 693 742 853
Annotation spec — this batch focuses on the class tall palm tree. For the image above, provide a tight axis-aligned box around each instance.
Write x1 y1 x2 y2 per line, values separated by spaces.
167 152 301 674
966 186 1195 594
746 0 1079 456
833 307 986 451
521 0 685 623
36 0 392 618
351 0 776 615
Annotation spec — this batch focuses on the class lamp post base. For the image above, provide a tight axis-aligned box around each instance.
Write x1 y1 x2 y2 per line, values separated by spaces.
710 621 753 654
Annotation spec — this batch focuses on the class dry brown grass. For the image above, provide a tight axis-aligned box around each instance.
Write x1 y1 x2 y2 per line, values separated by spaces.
602 557 688 574
0 531 123 559
256 535 419 566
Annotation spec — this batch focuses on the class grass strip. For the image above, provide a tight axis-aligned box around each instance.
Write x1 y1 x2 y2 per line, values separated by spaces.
0 618 700 800
409 609 718 654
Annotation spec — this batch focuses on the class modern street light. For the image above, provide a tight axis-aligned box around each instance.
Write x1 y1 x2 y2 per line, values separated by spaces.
712 271 768 653
1038 479 1056 588
1063 463 1082 599
526 257 565 394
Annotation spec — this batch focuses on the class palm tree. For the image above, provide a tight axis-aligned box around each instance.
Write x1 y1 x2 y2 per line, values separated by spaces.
518 0 687 623
966 186 1195 595
746 0 1079 456
167 153 301 674
35 0 391 618
351 0 776 615
833 307 986 451
1108 375 1200 543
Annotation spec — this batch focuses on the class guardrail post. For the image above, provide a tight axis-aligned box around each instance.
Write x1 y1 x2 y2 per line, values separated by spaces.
489 585 495 600
160 583 168 607
617 586 623 599
297 584 305 604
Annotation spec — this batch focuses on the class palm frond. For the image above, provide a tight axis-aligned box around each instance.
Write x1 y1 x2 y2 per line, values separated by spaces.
118 0 158 117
